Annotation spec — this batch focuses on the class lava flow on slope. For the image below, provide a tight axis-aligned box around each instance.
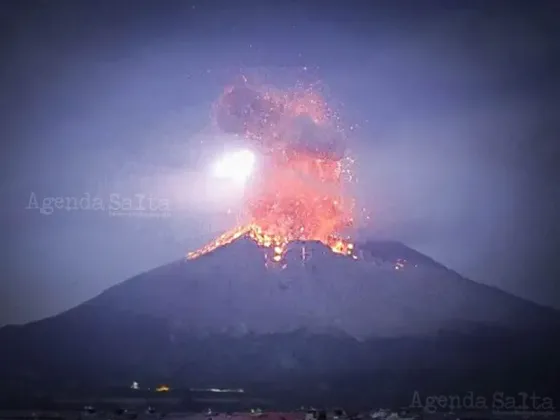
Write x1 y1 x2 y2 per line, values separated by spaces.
187 80 357 263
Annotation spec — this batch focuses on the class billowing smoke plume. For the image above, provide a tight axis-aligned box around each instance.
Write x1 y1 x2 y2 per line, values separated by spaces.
187 81 356 262
216 83 346 161
281 114 346 161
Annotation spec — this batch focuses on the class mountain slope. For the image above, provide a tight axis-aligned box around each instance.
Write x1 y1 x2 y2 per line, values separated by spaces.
79 237 558 338
0 237 558 406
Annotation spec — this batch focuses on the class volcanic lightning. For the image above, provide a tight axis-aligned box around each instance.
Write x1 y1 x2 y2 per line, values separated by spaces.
187 79 357 263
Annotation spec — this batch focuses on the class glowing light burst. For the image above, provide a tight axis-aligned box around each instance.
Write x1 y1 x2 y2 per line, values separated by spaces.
188 80 358 263
211 149 255 184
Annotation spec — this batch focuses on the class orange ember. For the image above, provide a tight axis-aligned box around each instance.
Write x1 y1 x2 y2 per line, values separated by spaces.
188 82 356 262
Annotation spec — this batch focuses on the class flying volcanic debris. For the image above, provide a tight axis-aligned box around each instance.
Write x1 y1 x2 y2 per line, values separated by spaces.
215 82 346 160
189 80 356 263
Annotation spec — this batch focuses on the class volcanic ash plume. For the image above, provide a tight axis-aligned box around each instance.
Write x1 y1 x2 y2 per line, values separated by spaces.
215 83 346 160
188 82 356 263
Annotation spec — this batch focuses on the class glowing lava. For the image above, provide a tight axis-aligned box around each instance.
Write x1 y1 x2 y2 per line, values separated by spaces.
188 80 357 262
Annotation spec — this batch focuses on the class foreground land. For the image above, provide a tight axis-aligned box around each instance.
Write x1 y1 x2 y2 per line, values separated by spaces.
0 409 558 420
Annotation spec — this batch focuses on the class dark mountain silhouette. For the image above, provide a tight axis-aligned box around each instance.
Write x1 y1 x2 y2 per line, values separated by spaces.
1 237 559 409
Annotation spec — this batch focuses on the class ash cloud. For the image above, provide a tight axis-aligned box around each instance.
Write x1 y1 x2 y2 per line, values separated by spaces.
215 85 271 135
216 84 346 161
282 114 346 161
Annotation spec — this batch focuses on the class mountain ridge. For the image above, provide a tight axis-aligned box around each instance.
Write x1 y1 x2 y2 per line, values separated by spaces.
1 237 559 407
3 237 557 335
79 237 559 338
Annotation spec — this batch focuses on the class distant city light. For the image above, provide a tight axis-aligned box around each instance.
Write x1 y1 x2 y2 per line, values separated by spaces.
190 387 245 393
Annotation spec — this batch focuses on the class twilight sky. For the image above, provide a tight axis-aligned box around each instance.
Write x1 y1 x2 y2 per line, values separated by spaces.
1 0 559 326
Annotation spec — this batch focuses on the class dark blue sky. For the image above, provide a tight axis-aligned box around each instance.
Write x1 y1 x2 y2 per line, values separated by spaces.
1 0 559 325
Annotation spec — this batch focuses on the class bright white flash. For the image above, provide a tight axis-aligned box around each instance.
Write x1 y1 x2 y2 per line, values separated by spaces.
212 149 255 183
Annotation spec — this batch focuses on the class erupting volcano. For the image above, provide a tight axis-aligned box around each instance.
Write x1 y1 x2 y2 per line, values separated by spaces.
187 81 357 262
2 81 559 404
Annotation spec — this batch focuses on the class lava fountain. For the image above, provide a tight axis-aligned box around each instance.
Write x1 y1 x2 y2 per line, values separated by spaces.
187 80 357 263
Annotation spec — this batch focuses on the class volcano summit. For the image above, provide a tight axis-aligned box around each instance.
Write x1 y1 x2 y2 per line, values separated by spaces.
1 237 559 408
111 236 557 339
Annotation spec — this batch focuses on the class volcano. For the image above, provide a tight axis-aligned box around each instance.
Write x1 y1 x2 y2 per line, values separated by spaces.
1 237 559 408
